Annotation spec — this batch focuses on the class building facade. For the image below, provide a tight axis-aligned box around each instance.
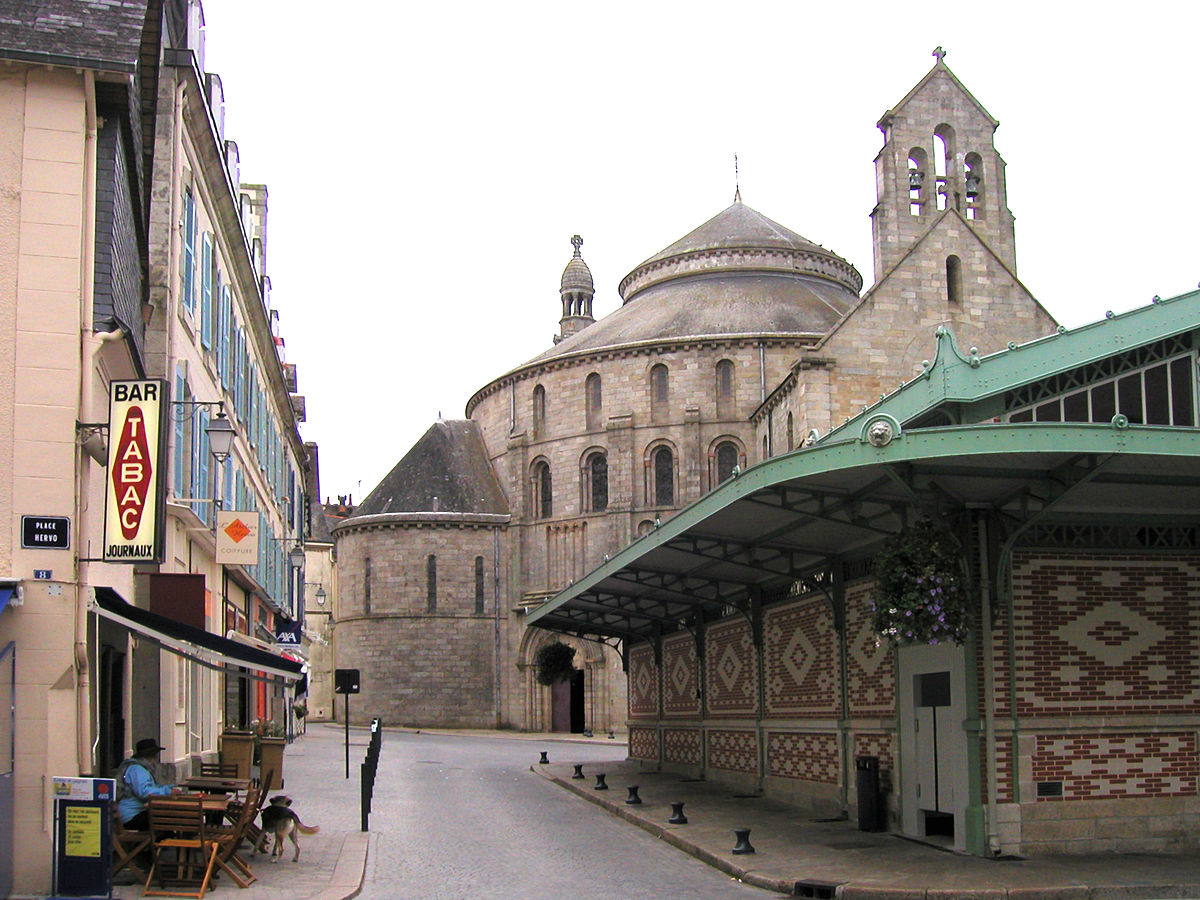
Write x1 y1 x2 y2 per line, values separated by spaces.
331 57 1057 734
0 3 312 893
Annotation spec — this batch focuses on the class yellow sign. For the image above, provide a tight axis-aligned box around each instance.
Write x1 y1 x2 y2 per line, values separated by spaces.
64 806 101 857
103 379 166 563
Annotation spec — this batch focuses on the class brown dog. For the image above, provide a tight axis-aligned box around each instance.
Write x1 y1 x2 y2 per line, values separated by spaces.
255 795 319 862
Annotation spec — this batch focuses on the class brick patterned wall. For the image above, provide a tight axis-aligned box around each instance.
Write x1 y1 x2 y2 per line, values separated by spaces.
705 617 758 716
996 734 1014 803
1008 554 1200 716
629 726 659 761
664 728 702 765
708 729 759 774
662 631 700 718
764 595 838 717
1033 732 1198 800
628 641 658 718
767 732 839 783
853 732 896 794
845 580 895 715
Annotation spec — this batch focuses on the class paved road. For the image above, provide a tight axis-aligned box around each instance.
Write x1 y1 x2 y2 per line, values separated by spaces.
356 732 782 899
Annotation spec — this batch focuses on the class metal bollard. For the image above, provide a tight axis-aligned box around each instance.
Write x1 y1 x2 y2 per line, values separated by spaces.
732 828 755 854
625 785 642 805
594 773 608 790
668 802 687 824
571 764 585 779
539 751 549 765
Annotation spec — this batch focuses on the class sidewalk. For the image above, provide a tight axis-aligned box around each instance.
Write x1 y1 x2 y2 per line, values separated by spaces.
534 755 1200 899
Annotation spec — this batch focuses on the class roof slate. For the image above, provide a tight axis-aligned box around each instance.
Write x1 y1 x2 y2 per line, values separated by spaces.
0 0 150 71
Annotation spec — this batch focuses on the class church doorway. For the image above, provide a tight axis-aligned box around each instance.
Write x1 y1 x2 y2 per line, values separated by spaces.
551 669 585 733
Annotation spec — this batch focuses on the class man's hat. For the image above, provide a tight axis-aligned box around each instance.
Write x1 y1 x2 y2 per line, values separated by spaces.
134 738 165 757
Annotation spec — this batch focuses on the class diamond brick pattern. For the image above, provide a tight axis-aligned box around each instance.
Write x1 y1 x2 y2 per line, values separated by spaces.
764 596 837 716
705 617 757 716
629 726 660 761
845 581 894 715
629 642 658 718
767 732 839 783
707 729 758 774
662 632 699 717
853 732 895 794
1033 732 1197 799
663 728 702 765
1007 555 1200 716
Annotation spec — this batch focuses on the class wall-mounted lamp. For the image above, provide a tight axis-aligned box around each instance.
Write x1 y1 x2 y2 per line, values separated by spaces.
288 544 306 571
206 411 236 462
305 584 327 606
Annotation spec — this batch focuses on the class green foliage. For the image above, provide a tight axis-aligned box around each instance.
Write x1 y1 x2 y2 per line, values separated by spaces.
534 641 577 685
870 520 969 645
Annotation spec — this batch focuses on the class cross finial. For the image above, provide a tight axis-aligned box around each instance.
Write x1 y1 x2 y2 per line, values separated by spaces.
570 234 583 258
733 153 741 203
932 46 946 63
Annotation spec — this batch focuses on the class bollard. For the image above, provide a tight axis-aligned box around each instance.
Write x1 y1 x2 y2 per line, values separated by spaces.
594 773 608 790
539 751 549 765
732 827 755 854
607 730 615 739
668 802 687 824
625 785 642 805
571 764 585 779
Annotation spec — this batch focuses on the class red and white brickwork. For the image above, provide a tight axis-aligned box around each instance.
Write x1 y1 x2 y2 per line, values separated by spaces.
853 732 896 792
844 581 895 715
996 734 1014 803
705 617 758 716
1033 732 1197 800
663 728 703 765
707 729 759 774
764 596 838 717
662 632 700 717
628 642 658 718
767 732 839 783
629 726 660 761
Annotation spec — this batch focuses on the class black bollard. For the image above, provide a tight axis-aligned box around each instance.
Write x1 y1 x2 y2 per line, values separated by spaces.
625 785 642 805
594 773 608 790
668 802 688 824
732 828 755 855
571 764 585 779
539 751 549 765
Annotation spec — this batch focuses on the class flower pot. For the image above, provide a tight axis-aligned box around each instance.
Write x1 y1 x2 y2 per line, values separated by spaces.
219 731 254 780
258 737 285 792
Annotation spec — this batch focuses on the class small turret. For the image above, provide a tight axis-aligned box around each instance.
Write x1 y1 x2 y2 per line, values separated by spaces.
555 234 595 344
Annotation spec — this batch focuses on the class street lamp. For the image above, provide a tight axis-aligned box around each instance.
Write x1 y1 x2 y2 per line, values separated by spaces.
288 544 306 571
205 411 236 463
315 586 327 606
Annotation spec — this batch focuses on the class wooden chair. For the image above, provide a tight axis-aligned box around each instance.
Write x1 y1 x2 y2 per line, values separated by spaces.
241 770 274 851
144 797 220 899
208 784 259 888
198 761 239 778
112 810 153 881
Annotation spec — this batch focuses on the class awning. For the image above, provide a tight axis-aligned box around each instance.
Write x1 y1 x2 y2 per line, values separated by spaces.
0 586 14 615
90 586 304 682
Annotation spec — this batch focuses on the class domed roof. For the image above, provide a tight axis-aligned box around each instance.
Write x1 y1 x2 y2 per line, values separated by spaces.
560 234 593 293
524 199 862 366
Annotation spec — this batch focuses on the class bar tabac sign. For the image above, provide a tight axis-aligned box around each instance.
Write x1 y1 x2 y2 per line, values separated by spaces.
103 379 168 563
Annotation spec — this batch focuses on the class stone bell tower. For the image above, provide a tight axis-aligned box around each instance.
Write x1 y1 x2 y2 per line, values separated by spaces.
871 47 1017 281
555 234 595 343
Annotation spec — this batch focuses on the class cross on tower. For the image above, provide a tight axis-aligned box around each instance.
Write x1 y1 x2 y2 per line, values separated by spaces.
571 234 583 258
932 46 946 63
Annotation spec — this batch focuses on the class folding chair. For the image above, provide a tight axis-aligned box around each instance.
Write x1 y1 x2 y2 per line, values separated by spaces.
111 810 152 881
208 784 259 888
243 768 274 850
144 797 220 899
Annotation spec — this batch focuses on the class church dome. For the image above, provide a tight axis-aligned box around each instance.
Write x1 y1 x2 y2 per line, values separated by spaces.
525 199 863 365
561 256 593 292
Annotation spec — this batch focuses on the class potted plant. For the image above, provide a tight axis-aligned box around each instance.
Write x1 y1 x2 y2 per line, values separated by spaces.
870 519 969 645
534 641 577 685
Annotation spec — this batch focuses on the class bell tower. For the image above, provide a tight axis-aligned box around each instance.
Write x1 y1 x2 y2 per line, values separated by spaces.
555 234 595 344
870 48 1017 280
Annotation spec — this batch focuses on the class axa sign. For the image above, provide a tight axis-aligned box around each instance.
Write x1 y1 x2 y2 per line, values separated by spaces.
104 380 168 563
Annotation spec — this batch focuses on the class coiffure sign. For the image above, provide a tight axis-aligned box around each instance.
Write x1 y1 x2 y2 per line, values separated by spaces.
103 379 168 563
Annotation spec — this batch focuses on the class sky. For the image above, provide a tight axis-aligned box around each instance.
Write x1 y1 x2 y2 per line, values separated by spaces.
198 1 1199 503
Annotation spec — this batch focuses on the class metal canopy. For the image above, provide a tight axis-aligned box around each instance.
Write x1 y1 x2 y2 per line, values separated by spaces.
525 423 1200 645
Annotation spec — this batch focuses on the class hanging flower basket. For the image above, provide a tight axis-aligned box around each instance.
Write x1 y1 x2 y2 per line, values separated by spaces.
534 641 577 685
870 519 969 645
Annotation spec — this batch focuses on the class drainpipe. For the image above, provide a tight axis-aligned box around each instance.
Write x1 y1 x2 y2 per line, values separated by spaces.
977 511 1001 855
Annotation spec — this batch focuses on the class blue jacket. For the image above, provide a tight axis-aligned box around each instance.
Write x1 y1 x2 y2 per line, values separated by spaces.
115 758 174 823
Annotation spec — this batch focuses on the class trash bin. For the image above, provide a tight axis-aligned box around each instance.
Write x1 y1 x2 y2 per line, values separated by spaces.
855 755 883 831
219 730 254 780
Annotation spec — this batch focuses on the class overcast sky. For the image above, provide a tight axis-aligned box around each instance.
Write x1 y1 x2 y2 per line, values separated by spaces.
199 1 1199 503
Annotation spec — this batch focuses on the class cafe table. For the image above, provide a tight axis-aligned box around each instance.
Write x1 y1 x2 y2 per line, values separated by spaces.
181 775 251 795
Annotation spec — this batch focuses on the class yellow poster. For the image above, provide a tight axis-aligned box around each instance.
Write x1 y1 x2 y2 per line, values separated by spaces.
64 806 101 858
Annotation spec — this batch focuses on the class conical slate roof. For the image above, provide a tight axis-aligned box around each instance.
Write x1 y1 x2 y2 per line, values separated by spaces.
353 420 508 517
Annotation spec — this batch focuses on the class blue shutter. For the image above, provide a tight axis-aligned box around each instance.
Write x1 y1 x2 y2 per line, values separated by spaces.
220 287 232 389
173 368 186 496
196 407 210 522
200 233 213 348
182 190 196 315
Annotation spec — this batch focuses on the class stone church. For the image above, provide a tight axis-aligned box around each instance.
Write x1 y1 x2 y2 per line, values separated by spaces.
328 54 1057 731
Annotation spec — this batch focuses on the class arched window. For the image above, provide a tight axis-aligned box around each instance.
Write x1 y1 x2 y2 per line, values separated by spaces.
933 124 954 211
585 452 608 512
964 152 983 220
650 363 669 422
786 411 794 451
426 554 437 612
946 255 962 304
532 384 546 436
715 441 739 485
532 460 552 519
908 147 927 216
716 359 734 403
363 557 371 615
474 555 485 614
653 446 674 506
585 372 602 430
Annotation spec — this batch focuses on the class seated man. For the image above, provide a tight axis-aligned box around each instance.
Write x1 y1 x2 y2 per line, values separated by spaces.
115 738 178 830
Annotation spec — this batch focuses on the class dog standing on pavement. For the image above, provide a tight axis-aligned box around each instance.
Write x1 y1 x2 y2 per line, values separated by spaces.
256 795 319 862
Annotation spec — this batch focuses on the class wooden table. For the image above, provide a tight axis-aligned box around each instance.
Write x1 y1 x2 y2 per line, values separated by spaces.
181 776 251 795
